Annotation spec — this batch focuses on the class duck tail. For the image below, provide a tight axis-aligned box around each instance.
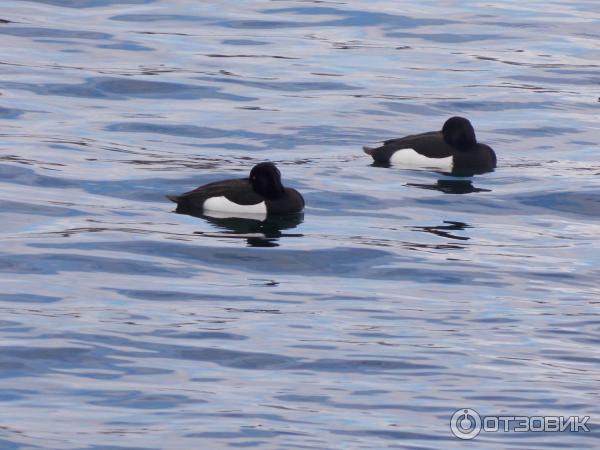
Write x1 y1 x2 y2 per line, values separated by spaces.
166 194 180 203
362 145 377 155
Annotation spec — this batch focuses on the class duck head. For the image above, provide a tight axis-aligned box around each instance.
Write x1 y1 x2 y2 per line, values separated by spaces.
442 116 477 150
249 162 285 198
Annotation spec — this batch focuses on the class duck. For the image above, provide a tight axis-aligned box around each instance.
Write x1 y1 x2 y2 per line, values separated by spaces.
167 162 304 215
363 116 496 173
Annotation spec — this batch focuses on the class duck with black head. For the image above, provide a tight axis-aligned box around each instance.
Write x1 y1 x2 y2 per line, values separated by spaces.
167 162 305 216
363 116 497 173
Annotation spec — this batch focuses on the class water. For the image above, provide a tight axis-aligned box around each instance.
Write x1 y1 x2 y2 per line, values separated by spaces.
1 1 599 448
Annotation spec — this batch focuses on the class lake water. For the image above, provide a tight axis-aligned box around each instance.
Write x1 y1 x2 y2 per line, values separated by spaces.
1 1 599 448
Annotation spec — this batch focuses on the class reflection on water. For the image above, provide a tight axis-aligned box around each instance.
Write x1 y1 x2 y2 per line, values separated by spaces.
1 1 599 449
190 211 304 247
412 220 472 241
407 179 492 194
369 163 495 178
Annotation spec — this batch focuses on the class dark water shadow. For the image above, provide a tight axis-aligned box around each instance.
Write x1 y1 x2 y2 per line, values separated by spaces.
518 191 600 218
194 75 358 92
386 31 509 43
23 0 152 7
112 6 454 30
251 7 454 29
0 106 27 119
448 166 496 177
0 26 111 40
0 77 253 101
412 221 472 241
368 160 496 178
407 179 492 194
28 240 505 286
0 252 188 277
109 121 385 151
175 208 304 247
0 293 62 303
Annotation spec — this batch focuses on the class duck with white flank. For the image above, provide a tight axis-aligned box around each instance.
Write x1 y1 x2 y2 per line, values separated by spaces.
167 162 304 216
363 116 496 173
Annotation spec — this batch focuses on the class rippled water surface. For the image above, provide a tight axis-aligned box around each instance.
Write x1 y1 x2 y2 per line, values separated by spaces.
1 1 599 448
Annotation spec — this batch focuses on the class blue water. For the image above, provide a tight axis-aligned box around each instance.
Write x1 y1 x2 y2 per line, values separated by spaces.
1 1 599 448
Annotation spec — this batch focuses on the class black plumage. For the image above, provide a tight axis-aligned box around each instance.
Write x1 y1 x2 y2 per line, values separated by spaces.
167 162 304 215
363 116 496 172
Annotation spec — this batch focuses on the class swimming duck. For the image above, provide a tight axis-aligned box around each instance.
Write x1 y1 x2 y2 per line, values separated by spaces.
167 162 304 215
363 116 496 172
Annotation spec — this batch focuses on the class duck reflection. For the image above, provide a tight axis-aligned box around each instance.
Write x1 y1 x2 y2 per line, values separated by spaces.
407 179 491 194
175 207 303 247
448 166 496 177
412 220 471 241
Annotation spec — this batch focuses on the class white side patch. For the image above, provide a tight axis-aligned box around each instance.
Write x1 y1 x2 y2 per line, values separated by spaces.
203 196 267 214
390 148 453 171
203 210 267 221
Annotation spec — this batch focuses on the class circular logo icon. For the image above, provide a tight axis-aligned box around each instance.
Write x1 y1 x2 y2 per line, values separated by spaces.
450 408 482 440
